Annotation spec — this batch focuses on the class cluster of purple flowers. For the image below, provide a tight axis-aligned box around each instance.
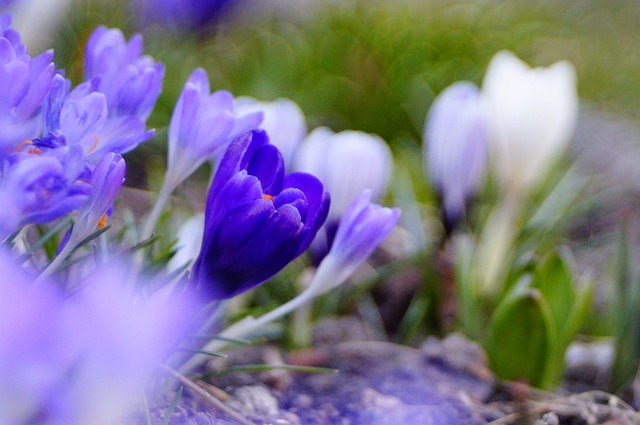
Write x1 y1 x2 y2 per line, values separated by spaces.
0 16 162 243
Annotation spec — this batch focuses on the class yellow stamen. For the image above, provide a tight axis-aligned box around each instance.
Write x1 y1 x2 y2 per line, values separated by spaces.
263 194 274 201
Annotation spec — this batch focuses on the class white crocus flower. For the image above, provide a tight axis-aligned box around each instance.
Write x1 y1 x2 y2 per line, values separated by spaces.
295 127 393 222
482 50 578 196
294 127 394 262
235 97 307 167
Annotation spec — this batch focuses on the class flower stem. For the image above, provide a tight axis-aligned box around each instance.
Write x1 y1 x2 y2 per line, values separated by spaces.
178 258 345 375
140 181 174 243
37 240 75 282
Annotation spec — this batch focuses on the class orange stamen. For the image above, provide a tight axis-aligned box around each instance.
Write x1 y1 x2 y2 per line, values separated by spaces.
263 194 274 201
87 135 100 154
97 214 108 229
14 140 33 152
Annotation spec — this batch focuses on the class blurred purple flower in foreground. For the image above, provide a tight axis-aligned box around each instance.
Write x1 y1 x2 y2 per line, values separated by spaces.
0 250 197 425
424 81 487 231
191 129 330 300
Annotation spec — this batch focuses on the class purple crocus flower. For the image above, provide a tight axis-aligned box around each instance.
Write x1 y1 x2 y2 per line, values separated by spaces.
0 248 199 424
424 81 487 231
311 190 400 293
0 250 69 424
41 74 154 162
191 129 330 300
84 26 164 121
71 153 125 237
0 14 55 151
0 147 89 239
165 67 262 191
53 153 125 264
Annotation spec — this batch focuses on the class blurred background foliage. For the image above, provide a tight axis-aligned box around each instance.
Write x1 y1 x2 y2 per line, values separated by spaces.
53 0 640 147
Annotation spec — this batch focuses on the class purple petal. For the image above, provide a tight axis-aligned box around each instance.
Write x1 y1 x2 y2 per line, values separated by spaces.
246 144 284 195
203 171 263 239
209 130 269 201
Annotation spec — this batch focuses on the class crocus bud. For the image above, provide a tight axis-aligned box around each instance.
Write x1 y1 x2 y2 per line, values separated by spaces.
165 68 263 192
309 190 400 295
191 130 330 301
424 81 487 230
235 97 307 167
54 153 125 263
482 50 578 195
84 26 164 122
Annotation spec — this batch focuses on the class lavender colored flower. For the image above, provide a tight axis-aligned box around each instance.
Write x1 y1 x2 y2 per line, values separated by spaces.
165 67 263 191
308 190 400 296
42 75 154 161
0 249 198 425
235 97 307 167
50 265 197 424
85 26 164 121
0 147 89 239
424 81 488 230
0 251 68 424
53 153 125 264
0 14 55 151
191 130 330 300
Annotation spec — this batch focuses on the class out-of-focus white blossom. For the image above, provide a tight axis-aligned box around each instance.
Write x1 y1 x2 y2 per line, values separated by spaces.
235 97 307 167
482 50 578 195
295 127 393 220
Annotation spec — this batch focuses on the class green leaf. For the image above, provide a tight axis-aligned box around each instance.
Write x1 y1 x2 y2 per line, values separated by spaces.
543 275 594 387
609 217 640 391
561 276 594 347
530 249 575 332
485 279 555 387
